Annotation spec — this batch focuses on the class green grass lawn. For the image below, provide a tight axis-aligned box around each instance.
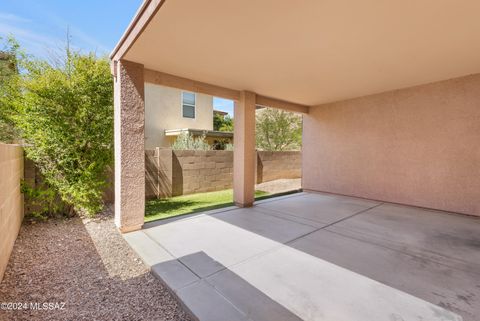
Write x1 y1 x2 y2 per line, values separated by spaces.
145 189 269 222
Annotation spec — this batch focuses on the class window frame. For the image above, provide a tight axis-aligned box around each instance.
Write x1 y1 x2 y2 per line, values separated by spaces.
181 91 196 119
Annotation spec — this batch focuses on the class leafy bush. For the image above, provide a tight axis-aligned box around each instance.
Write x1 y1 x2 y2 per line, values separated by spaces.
1 38 113 216
171 132 211 150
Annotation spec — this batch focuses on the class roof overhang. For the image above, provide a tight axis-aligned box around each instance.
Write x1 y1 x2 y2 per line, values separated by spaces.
112 0 480 106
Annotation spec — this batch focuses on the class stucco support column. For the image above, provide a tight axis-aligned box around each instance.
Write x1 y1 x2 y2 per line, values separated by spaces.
114 60 145 232
233 91 256 207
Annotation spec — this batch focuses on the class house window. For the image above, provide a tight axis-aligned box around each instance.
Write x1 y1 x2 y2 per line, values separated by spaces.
182 92 196 118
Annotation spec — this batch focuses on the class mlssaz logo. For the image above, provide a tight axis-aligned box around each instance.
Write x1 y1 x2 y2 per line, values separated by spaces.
29 302 66 310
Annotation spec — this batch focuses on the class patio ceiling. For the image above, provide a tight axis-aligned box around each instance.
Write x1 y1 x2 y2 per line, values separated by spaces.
113 0 480 106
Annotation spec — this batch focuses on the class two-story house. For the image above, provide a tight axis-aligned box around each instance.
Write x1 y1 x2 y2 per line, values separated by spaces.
145 83 233 149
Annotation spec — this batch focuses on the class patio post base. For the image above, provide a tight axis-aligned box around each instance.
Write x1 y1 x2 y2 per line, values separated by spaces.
234 202 254 208
118 223 144 234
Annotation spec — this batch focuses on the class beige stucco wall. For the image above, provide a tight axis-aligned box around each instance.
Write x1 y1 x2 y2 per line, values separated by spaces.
144 83 214 149
0 143 24 281
303 74 480 216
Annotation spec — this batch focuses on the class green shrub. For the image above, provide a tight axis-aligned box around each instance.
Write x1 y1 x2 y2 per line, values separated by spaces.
21 180 70 220
171 132 211 150
1 38 113 216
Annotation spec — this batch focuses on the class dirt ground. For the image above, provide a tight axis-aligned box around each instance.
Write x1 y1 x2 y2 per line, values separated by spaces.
255 178 301 195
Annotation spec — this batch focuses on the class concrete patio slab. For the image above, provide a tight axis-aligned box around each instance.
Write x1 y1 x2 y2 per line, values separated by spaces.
289 229 479 320
206 269 303 321
327 203 480 273
143 213 282 267
212 207 317 243
123 192 476 321
176 280 248 321
230 245 462 321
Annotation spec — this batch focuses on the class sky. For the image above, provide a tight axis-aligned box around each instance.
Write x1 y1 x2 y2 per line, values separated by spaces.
0 0 234 115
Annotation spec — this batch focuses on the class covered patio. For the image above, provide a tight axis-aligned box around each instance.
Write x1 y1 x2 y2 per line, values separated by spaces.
110 1 480 320
125 192 478 321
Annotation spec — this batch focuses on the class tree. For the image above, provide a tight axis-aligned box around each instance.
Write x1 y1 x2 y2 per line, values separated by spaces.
0 37 21 142
213 112 233 132
0 38 113 216
255 108 302 151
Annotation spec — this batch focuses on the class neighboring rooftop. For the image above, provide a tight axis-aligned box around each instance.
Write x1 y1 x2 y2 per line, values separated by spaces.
213 110 228 116
165 128 233 139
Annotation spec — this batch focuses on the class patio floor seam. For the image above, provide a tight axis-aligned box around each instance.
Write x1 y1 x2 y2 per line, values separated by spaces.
193 280 251 320
155 267 250 320
142 230 178 259
216 243 287 274
284 202 385 246
250 206 324 228
256 198 384 225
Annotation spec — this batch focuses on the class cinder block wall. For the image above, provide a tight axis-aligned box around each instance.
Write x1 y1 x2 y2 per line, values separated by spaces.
0 143 24 281
143 149 302 198
172 150 233 196
303 73 480 216
145 148 172 198
257 151 301 183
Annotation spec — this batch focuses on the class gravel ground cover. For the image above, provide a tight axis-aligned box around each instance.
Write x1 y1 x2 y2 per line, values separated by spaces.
0 207 191 321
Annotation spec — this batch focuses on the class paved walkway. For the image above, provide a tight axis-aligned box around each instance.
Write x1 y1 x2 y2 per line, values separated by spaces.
124 192 480 321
